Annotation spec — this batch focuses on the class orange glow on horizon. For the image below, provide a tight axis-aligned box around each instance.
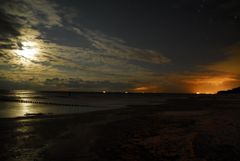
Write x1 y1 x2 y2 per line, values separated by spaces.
188 75 238 94
131 85 161 93
195 91 214 95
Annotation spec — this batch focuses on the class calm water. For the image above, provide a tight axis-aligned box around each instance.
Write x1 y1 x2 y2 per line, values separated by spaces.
0 90 189 118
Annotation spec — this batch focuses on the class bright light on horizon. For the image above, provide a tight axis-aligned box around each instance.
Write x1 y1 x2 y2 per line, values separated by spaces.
195 91 215 95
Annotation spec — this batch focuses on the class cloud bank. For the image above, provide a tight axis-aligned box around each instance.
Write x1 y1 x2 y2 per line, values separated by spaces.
0 0 239 93
0 0 172 91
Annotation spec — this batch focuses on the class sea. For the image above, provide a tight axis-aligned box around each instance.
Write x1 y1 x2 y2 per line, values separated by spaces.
0 90 192 118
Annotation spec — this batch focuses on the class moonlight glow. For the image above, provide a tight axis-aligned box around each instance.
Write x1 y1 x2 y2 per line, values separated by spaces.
0 0 239 93
15 41 39 59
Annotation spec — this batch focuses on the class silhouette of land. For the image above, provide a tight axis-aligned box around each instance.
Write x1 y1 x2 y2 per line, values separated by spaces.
218 87 240 94
0 94 240 161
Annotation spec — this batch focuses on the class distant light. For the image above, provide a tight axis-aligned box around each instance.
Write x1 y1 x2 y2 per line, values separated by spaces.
196 92 214 95
124 91 128 94
204 92 215 95
102 91 106 94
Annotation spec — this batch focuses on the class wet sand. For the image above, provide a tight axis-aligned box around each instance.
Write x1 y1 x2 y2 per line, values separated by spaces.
0 95 240 161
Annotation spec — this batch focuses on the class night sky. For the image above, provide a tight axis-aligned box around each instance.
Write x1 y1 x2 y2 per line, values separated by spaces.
0 0 240 93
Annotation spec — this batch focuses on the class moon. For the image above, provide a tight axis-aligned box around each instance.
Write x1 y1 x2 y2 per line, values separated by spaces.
15 41 38 59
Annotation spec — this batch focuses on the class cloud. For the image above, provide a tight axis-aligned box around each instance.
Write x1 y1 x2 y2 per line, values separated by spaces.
43 77 134 91
73 28 170 65
0 75 135 91
0 0 61 64
1 0 62 28
0 0 62 49
0 9 21 61
0 0 170 91
0 11 20 38
0 76 39 90
207 43 240 74
129 73 193 93
1 0 240 93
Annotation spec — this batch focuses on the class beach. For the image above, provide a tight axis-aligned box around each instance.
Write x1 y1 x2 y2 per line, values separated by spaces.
0 94 240 161
1 0 240 160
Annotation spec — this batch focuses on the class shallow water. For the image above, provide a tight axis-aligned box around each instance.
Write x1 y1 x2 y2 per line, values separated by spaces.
0 90 187 118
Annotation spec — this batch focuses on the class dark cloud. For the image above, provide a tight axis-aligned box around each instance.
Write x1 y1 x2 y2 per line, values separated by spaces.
44 78 134 91
0 9 21 59
0 0 239 92
74 28 170 65
206 43 240 74
0 77 36 90
0 0 62 56
0 10 20 38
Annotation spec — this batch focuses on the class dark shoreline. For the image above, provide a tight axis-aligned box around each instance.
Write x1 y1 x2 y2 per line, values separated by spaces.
1 96 240 161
